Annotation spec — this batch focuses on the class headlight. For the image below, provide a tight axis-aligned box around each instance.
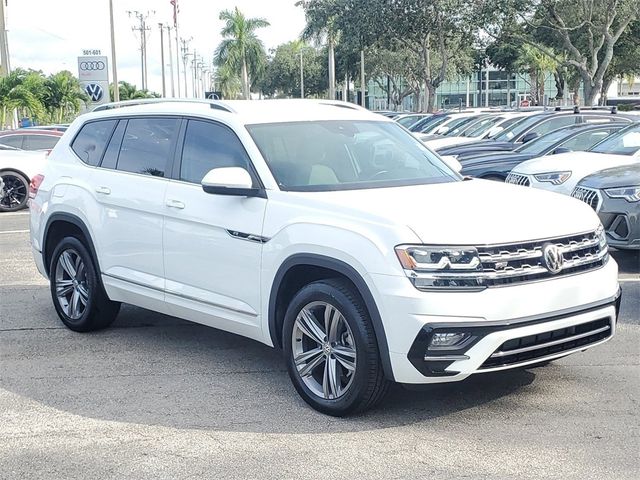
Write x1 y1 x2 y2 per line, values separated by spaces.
534 171 572 185
604 186 640 202
395 245 484 290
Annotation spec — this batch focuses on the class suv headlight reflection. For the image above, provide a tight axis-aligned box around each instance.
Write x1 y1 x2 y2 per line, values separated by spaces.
534 171 572 185
604 186 640 202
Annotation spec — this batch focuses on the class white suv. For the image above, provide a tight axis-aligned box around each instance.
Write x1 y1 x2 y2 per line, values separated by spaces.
30 100 621 416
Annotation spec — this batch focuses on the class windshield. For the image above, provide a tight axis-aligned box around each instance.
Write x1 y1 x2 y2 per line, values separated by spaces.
590 124 640 156
397 115 428 128
462 116 505 137
247 120 460 191
516 127 576 155
419 115 451 133
493 114 550 141
440 116 485 136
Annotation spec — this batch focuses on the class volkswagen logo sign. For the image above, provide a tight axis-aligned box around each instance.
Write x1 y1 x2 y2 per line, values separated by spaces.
85 83 104 102
542 244 564 274
80 61 106 71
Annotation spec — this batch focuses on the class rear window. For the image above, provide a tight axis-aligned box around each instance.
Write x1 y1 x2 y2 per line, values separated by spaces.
72 120 117 166
0 135 24 149
23 135 60 151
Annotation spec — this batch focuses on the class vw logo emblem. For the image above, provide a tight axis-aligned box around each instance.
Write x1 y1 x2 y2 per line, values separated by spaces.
80 61 105 71
542 244 564 274
85 83 104 102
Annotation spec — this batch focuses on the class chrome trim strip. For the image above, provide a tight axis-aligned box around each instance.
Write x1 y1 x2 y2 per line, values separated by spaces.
226 229 270 244
480 249 543 262
424 354 470 361
489 325 611 358
102 273 257 317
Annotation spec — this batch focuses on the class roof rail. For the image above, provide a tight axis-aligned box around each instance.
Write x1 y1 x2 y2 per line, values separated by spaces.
92 98 234 113
316 100 368 111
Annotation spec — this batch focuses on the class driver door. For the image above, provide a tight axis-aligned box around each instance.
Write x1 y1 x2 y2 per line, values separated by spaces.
162 119 267 341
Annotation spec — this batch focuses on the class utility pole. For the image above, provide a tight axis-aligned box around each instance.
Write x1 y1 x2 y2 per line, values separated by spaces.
300 50 304 99
191 51 197 98
109 0 119 102
128 10 152 90
158 23 166 97
165 25 175 97
172 0 180 97
0 0 10 77
360 50 366 107
181 39 190 97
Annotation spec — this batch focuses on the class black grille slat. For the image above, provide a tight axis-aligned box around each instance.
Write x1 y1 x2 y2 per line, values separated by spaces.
480 318 611 369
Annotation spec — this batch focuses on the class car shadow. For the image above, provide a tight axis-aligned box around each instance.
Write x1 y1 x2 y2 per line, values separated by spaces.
1 300 538 434
610 248 640 275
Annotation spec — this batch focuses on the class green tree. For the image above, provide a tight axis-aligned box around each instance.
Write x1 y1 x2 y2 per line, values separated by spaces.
515 44 559 105
44 71 88 123
0 69 44 127
214 64 242 99
214 7 270 99
261 41 328 98
478 0 640 105
110 81 160 101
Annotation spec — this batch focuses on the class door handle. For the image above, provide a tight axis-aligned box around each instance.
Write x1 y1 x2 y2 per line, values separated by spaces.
166 199 185 209
95 186 111 195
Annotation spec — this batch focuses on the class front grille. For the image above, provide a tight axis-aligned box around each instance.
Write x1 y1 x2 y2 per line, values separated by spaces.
571 186 600 211
480 317 612 369
506 172 531 186
475 229 607 286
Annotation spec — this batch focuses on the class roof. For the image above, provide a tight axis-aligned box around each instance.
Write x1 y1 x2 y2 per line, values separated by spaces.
0 129 64 136
88 99 386 125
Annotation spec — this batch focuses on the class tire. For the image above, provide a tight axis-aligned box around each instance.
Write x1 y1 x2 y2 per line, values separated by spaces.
283 278 389 416
49 236 120 332
0 170 29 212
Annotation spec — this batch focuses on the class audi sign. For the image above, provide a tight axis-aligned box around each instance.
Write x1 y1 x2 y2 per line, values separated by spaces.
78 54 110 107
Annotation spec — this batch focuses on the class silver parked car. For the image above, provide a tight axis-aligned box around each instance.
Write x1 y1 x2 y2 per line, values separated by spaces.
572 164 640 249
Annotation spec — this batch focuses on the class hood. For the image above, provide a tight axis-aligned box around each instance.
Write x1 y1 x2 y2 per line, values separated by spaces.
579 163 640 189
291 179 600 245
460 152 536 169
514 151 640 176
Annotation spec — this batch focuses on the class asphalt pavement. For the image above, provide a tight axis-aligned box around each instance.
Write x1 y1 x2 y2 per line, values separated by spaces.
1 211 638 480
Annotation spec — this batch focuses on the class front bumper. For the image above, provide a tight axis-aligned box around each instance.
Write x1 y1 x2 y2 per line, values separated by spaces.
598 198 640 250
370 257 620 383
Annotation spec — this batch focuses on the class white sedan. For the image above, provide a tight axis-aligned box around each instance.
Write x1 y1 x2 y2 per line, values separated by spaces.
0 149 48 212
506 122 640 195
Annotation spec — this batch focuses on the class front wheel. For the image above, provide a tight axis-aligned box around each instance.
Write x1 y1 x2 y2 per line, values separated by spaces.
283 279 389 416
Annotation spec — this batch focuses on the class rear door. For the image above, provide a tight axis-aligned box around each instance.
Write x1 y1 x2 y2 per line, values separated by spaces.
162 118 267 340
89 116 181 298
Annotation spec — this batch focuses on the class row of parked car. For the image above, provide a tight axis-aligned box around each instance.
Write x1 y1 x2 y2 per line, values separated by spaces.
382 107 640 250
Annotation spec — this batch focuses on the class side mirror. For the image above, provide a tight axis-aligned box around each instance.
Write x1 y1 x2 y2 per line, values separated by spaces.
521 132 539 144
552 147 572 155
440 155 463 173
201 167 265 198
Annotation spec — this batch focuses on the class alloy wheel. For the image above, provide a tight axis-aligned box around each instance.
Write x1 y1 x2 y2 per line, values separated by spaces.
291 301 357 400
0 174 27 210
54 249 90 320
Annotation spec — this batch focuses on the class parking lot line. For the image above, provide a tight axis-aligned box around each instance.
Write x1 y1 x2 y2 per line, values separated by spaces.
0 211 30 217
0 229 29 234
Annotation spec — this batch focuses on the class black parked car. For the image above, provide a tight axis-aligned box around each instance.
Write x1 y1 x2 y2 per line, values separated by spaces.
460 123 628 181
437 110 635 159
571 163 640 250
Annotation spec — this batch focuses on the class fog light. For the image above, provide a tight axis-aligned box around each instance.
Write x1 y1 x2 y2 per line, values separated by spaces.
428 332 473 350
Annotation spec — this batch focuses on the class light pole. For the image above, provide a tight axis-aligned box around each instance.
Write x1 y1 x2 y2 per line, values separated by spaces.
109 0 119 102
158 23 166 97
300 49 304 99
0 0 10 77
165 25 175 97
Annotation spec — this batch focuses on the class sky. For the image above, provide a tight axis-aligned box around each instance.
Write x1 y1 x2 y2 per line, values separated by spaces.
6 0 307 95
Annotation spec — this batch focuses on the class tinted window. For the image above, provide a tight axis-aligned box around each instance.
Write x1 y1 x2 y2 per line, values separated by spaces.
527 116 577 138
180 120 252 184
100 120 127 169
560 128 621 151
0 135 24 149
590 124 640 155
72 120 117 166
116 117 179 177
23 135 60 151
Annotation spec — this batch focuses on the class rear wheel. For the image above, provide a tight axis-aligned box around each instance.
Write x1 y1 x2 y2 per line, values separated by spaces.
283 279 389 416
0 170 29 212
49 237 120 332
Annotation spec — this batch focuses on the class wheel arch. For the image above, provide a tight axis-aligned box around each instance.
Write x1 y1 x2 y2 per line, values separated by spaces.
268 253 395 381
43 212 101 279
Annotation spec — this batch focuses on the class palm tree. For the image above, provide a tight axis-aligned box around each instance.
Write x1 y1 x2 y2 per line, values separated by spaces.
44 71 88 123
110 81 160 101
214 64 242 99
214 7 269 99
0 69 44 128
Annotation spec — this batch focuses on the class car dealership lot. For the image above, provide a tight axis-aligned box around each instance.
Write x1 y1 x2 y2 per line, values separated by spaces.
1 211 638 480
